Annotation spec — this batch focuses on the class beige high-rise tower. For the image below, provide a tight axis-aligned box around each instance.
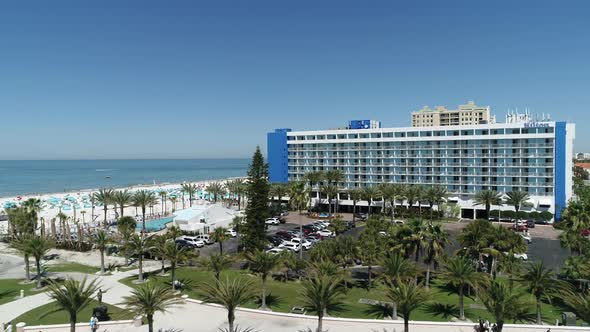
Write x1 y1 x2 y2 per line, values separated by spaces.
411 100 495 127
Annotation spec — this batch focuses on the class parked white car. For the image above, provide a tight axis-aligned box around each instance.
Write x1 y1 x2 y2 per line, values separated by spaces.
266 247 285 255
289 237 312 250
279 241 301 252
265 218 280 225
506 252 528 260
178 236 205 248
226 228 237 237
195 234 214 245
316 229 335 238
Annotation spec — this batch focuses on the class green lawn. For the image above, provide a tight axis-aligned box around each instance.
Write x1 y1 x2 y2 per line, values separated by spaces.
0 279 43 305
45 262 100 274
120 267 567 324
12 300 133 327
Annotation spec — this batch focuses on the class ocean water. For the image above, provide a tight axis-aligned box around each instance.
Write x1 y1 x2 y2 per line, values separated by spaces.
0 159 249 198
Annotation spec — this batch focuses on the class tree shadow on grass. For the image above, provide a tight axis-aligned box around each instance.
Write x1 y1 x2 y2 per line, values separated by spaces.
424 302 461 320
0 289 17 300
363 303 392 319
255 292 282 309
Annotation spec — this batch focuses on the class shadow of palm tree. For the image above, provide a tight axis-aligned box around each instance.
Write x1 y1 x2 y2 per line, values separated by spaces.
0 289 17 300
363 303 391 319
255 292 282 308
424 302 460 320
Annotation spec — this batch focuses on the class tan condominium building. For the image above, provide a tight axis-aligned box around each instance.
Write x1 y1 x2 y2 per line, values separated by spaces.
411 100 495 127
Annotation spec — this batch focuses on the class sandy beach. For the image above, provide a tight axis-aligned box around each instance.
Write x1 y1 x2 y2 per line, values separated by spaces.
0 177 245 234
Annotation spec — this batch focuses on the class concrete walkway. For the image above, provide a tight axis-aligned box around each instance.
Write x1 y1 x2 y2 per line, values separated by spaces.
0 267 159 324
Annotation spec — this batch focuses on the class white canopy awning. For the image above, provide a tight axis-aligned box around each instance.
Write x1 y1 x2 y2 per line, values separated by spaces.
447 196 459 202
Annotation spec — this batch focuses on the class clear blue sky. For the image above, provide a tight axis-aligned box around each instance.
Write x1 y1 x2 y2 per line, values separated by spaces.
1 1 589 159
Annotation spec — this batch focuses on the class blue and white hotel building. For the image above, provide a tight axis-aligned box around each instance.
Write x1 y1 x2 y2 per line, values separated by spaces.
268 119 575 220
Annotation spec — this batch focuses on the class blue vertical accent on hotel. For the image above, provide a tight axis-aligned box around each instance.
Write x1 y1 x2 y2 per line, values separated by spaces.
267 128 291 183
554 122 567 221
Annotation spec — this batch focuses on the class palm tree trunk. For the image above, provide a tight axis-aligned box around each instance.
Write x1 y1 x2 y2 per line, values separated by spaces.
536 298 542 325
430 204 434 220
120 205 124 218
317 314 323 332
459 285 465 320
103 206 108 228
392 302 398 320
352 201 356 222
261 277 267 309
404 316 409 332
219 241 223 254
171 264 176 290
36 258 42 288
25 255 31 281
497 321 504 332
70 313 77 332
228 309 235 332
216 271 220 284
391 199 395 221
367 265 372 288
425 265 431 288
160 257 165 274
237 194 241 211
138 256 144 282
100 250 105 274
147 314 154 332
142 207 146 231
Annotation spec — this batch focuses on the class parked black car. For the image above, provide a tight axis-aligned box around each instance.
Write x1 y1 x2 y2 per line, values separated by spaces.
267 235 284 246
175 239 195 249
526 220 536 228
354 213 368 221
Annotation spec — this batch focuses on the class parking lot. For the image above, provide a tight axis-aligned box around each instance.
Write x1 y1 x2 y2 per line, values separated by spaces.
197 212 570 272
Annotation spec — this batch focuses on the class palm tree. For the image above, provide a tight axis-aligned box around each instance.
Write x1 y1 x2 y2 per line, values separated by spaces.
207 182 226 203
498 254 523 291
505 191 530 213
563 291 590 324
25 235 53 288
519 261 570 324
270 182 289 207
361 185 379 217
92 229 111 274
201 277 257 332
404 186 421 218
304 171 324 211
320 184 338 214
386 282 431 332
348 188 363 222
93 188 113 228
324 169 344 212
133 190 158 231
300 275 344 332
162 239 195 290
474 190 503 220
11 235 33 282
181 183 198 207
45 277 100 332
479 280 534 332
211 227 229 254
379 183 402 221
439 256 486 320
149 234 168 274
126 233 151 283
117 216 136 265
425 186 447 221
358 233 382 289
22 198 41 233
112 190 133 218
169 196 178 212
158 190 168 214
423 224 449 287
121 283 184 332
381 253 418 320
199 253 234 284
289 181 308 259
245 249 282 310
